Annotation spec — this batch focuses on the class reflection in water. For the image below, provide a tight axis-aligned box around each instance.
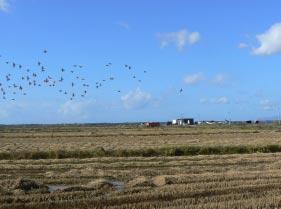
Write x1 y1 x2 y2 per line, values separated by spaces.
48 180 124 193
48 185 69 192
111 180 124 192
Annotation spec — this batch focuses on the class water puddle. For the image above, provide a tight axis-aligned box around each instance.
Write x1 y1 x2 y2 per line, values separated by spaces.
48 180 124 193
48 185 69 192
111 180 124 192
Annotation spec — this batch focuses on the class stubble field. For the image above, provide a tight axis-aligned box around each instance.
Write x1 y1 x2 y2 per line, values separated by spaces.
2 124 281 209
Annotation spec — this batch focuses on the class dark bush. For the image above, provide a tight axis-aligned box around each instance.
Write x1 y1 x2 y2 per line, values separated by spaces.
265 144 281 153
183 146 201 155
142 148 159 157
93 147 106 157
199 146 222 155
31 151 49 159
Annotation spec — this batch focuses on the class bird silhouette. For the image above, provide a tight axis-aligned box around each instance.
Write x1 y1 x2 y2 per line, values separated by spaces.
0 50 150 101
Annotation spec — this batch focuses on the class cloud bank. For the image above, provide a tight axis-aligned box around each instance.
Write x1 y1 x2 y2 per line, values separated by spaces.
157 28 200 51
121 88 152 109
0 0 9 12
212 74 228 86
253 22 281 55
184 73 204 85
199 96 230 105
58 100 95 119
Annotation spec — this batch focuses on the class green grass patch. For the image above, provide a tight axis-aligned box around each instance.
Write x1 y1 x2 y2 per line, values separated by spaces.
1 144 281 160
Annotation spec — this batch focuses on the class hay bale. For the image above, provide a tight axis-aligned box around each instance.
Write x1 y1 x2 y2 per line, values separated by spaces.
62 169 81 178
80 168 96 176
85 178 114 190
97 169 105 177
13 189 25 195
45 171 56 178
13 178 43 192
126 176 152 188
152 176 169 187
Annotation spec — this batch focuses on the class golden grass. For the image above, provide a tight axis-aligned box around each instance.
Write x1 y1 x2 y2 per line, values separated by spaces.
0 124 279 153
1 124 281 208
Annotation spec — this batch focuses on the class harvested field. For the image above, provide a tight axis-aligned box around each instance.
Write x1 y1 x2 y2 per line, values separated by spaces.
0 124 281 156
2 124 281 208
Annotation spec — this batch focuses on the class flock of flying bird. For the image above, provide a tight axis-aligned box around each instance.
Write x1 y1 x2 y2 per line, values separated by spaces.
0 49 169 102
0 50 91 101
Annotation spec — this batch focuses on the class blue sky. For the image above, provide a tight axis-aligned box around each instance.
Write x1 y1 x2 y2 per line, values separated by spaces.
0 0 281 124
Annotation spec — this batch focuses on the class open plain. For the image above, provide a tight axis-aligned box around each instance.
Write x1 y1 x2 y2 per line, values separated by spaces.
2 124 281 208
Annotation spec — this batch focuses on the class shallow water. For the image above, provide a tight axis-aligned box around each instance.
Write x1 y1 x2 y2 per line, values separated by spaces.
111 180 124 192
48 180 124 193
48 185 69 192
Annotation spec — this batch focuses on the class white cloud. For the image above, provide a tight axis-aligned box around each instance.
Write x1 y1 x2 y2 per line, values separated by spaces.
214 96 229 104
212 74 228 86
117 21 130 30
260 99 270 106
200 96 230 105
188 32 200 44
260 99 275 111
199 98 208 104
184 73 204 85
157 29 200 51
253 22 281 55
58 100 95 118
121 88 152 109
0 0 9 12
0 101 28 121
238 43 248 49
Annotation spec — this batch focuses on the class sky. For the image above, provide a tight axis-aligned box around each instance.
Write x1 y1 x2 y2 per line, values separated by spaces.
0 0 281 124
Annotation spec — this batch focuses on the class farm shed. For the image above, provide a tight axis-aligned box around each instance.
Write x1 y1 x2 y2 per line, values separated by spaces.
177 118 194 126
144 122 161 127
172 119 177 125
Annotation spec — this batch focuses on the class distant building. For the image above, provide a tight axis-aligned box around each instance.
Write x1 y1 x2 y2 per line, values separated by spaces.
144 122 160 127
176 118 194 126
